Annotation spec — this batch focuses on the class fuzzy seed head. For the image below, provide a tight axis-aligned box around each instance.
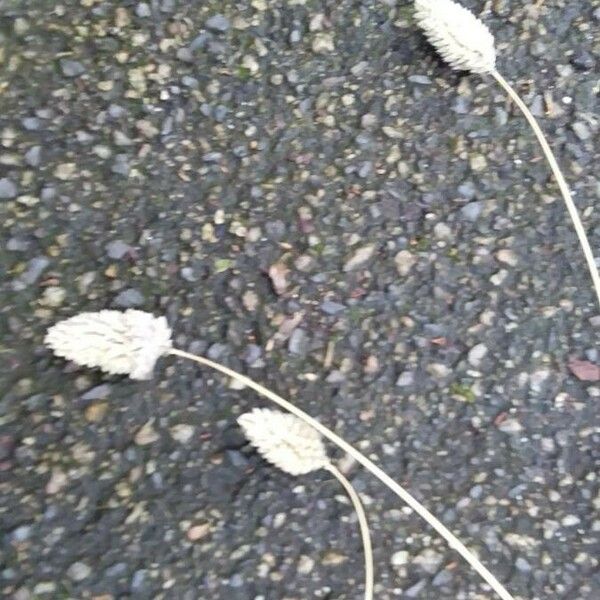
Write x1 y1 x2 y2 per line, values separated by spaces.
414 0 496 74
238 408 329 476
45 309 173 380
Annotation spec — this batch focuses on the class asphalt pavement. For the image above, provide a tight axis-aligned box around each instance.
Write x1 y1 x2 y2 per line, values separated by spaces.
1 1 599 599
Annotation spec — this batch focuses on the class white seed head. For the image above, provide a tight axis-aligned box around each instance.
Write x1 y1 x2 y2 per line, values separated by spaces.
45 309 173 380
238 408 329 476
414 0 496 74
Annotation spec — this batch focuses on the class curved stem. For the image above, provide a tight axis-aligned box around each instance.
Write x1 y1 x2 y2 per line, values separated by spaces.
492 69 600 310
168 348 515 600
325 463 374 600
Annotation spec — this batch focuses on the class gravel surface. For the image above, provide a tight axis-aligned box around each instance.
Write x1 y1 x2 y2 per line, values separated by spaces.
1 1 599 599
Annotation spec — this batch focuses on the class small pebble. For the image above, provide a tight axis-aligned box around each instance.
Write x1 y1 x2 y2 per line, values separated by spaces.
60 59 86 77
106 240 133 260
135 421 160 445
344 245 375 271
497 418 523 434
394 250 417 276
206 14 230 33
391 550 409 567
460 201 484 222
396 371 415 387
288 328 309 356
312 33 335 54
39 286 66 307
187 523 211 541
54 163 77 180
114 288 144 308
470 154 487 172
82 385 112 402
297 555 315 574
85 402 109 423
0 178 17 199
414 549 444 574
24 146 41 167
496 249 518 266
170 424 195 444
135 2 151 17
468 343 488 368
562 515 581 527
572 122 591 141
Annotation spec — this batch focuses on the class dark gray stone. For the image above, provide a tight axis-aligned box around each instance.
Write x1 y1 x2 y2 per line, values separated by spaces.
206 14 230 33
0 178 17 199
114 288 144 308
59 59 86 77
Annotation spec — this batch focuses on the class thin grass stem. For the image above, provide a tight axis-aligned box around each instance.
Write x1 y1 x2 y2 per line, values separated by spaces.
325 463 374 600
492 69 600 309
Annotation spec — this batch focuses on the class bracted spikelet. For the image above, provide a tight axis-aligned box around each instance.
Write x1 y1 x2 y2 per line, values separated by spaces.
414 0 496 74
45 309 173 380
238 408 330 476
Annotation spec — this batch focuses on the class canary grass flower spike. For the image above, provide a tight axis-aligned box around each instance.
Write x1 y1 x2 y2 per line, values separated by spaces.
238 408 330 476
414 0 600 309
414 0 496 73
238 408 374 600
44 309 172 380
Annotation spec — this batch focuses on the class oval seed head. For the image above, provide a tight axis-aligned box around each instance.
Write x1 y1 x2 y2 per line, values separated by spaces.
414 0 496 74
238 408 330 476
45 309 173 380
